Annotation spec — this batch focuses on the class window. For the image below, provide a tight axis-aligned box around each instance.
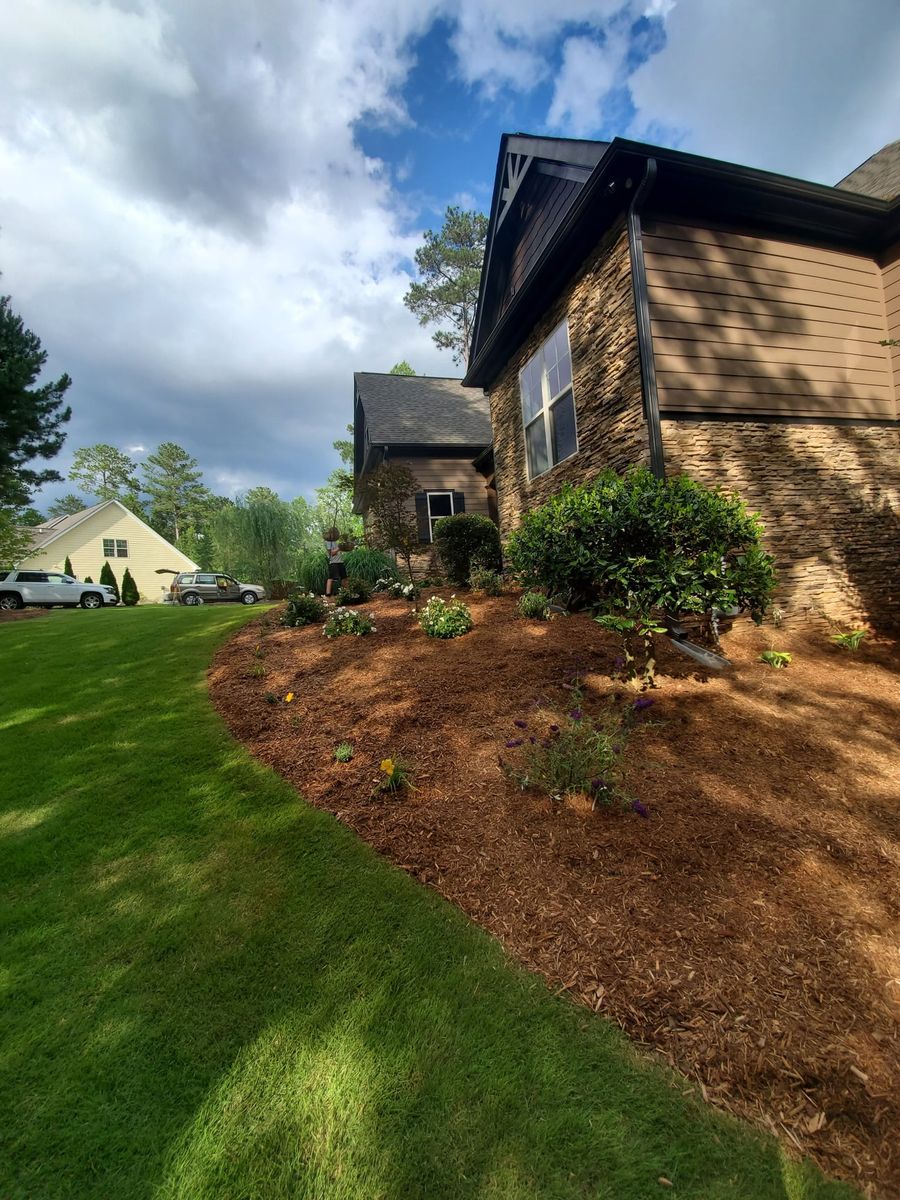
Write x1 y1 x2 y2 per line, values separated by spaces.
16 572 47 583
426 491 455 541
519 319 578 479
103 538 128 557
196 574 216 585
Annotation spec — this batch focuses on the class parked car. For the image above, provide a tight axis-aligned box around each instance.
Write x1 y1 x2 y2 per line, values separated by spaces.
0 570 118 610
169 572 266 606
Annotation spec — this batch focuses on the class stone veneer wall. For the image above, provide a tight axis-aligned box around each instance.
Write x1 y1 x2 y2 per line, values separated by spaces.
488 222 649 537
662 420 900 624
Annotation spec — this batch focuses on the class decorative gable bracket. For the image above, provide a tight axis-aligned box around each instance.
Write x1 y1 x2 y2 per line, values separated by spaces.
497 151 534 230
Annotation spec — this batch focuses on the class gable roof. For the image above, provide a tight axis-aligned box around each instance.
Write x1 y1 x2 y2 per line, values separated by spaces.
837 139 900 201
353 372 490 454
22 499 199 567
465 134 899 388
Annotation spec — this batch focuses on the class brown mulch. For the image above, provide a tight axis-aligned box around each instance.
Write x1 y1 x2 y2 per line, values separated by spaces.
209 593 900 1198
0 607 48 623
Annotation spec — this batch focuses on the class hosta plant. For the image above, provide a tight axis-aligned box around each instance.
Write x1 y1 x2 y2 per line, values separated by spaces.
831 629 868 651
419 595 472 639
760 649 792 668
323 607 376 638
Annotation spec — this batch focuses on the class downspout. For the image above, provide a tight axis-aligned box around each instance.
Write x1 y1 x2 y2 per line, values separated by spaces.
626 158 666 478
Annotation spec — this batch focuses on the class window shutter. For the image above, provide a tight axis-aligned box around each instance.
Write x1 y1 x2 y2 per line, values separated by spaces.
452 491 466 514
414 492 431 543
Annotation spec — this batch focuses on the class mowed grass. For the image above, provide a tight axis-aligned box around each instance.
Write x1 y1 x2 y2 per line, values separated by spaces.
0 607 854 1200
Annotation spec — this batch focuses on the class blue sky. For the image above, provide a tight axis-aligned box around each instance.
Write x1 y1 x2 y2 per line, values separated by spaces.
2 0 899 511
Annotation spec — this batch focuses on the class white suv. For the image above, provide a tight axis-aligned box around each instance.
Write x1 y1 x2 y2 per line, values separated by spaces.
0 570 119 610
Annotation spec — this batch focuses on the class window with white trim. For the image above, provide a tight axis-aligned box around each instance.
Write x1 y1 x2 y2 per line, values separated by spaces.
426 491 455 540
103 538 128 558
519 319 577 479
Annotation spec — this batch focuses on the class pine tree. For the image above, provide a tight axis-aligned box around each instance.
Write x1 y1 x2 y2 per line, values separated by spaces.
69 444 139 502
48 493 86 518
120 567 139 606
63 555 74 576
142 442 209 542
0 292 72 507
99 560 119 602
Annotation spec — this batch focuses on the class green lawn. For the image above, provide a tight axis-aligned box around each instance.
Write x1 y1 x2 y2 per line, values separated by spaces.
0 607 853 1200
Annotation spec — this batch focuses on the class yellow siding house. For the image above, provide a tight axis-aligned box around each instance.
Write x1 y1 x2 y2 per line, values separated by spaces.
19 500 198 602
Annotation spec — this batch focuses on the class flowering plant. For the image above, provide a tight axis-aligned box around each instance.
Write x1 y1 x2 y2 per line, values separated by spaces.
282 591 326 628
323 607 376 638
501 693 653 815
372 754 413 796
419 595 473 639
376 577 421 603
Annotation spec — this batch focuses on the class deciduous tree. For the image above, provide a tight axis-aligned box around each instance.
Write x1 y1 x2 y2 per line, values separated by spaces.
362 462 420 581
403 206 488 365
0 292 72 507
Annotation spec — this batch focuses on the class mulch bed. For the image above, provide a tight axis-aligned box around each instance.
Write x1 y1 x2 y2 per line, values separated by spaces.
0 608 49 623
209 592 900 1198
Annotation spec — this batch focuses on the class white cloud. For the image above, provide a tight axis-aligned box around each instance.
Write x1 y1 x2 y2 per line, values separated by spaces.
547 27 631 136
626 0 900 183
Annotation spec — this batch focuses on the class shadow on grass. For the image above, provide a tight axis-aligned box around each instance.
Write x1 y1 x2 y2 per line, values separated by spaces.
0 609 853 1199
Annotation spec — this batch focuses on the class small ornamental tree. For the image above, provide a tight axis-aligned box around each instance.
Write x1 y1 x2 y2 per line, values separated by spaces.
363 463 421 582
63 555 74 576
433 513 501 585
506 467 776 623
83 575 93 583
99 560 120 603
120 567 139 606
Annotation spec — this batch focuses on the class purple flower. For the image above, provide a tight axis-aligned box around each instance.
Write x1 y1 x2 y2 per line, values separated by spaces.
612 743 623 755
633 697 655 711
513 719 528 729
613 656 625 670
569 708 583 721
589 777 606 792
505 738 524 748
549 724 559 733
529 735 537 745
631 799 650 818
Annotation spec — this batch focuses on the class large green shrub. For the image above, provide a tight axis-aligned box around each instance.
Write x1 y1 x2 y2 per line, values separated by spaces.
99 560 120 603
506 468 775 621
296 549 329 594
343 547 397 586
432 513 501 586
120 567 139 606
281 592 326 627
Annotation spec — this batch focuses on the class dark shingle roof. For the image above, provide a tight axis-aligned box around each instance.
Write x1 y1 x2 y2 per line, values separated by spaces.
836 140 900 201
354 373 491 446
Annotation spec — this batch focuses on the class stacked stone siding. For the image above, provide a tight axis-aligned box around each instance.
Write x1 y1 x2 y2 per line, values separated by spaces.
662 420 900 624
488 222 649 536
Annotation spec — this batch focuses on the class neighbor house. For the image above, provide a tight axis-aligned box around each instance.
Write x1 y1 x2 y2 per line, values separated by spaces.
18 500 198 601
463 134 900 622
352 372 494 566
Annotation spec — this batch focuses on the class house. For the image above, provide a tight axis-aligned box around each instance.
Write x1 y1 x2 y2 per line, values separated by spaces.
18 500 198 601
463 134 900 623
352 372 494 562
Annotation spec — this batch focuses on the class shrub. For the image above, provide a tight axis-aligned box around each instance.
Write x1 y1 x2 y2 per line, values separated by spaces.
99 560 120 603
83 575 93 583
469 566 502 595
506 467 776 621
296 549 329 595
376 577 420 602
334 742 354 763
595 612 667 688
432 513 501 586
282 591 326 627
419 595 472 639
323 607 375 638
64 555 74 576
517 591 550 620
501 695 650 812
336 575 371 605
343 547 397 586
120 568 139 606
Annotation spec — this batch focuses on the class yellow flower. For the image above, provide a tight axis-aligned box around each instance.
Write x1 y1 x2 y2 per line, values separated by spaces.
285 692 294 703
380 758 395 776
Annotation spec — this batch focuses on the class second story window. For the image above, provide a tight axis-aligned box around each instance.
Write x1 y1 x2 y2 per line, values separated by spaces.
103 538 128 558
519 319 577 479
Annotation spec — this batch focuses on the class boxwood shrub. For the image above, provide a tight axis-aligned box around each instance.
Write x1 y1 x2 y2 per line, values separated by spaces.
505 467 776 621
432 513 501 586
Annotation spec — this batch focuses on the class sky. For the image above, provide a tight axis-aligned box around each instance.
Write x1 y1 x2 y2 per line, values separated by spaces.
3 0 899 509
